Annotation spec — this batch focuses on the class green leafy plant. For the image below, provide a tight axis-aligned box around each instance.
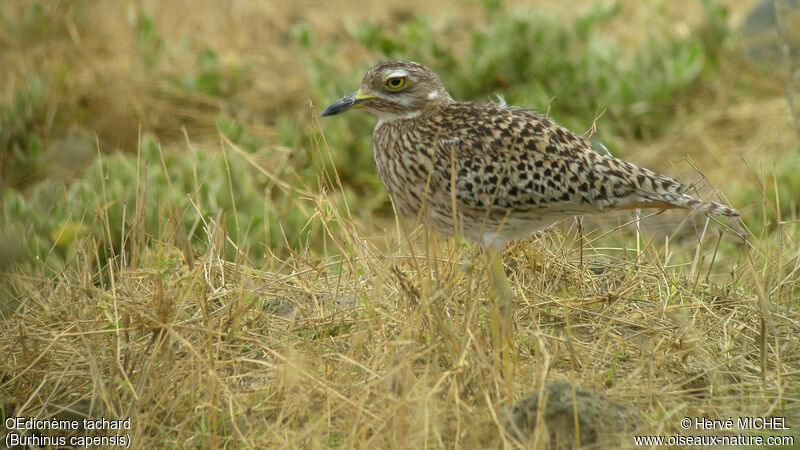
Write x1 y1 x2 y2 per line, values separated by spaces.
0 77 47 189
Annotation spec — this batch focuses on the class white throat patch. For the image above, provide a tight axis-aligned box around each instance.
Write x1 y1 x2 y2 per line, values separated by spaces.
375 110 421 127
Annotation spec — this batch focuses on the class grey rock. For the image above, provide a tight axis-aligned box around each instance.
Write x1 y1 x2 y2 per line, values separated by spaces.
504 380 642 448
262 297 302 319
741 0 800 63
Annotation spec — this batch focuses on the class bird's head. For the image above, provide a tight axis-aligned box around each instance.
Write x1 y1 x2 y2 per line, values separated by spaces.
321 61 453 121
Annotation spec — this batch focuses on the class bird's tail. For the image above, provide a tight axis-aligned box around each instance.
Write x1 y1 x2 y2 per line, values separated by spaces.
615 191 739 217
609 160 739 217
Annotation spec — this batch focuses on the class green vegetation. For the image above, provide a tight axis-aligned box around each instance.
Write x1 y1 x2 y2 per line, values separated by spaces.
1 77 47 189
1 135 319 274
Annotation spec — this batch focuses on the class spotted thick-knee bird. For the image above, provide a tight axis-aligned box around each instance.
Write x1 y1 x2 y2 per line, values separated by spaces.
322 61 737 248
321 61 738 370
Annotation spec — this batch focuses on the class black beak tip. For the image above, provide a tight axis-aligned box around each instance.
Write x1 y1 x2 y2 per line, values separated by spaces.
320 92 358 118
320 105 340 117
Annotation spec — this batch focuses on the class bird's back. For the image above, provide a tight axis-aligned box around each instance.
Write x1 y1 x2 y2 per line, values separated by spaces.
372 102 737 243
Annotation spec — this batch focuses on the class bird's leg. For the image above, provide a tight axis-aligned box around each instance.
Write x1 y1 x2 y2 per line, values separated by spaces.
485 244 514 391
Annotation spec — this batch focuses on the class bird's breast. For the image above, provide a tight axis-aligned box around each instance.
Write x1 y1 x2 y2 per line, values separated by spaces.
372 125 439 214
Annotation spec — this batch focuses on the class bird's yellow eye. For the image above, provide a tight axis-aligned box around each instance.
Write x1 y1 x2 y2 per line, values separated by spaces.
384 76 408 91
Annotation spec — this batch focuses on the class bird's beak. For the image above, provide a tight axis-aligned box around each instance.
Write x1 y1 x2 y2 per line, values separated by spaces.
321 89 377 117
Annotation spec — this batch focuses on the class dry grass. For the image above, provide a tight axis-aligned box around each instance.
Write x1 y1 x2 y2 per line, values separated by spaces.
2 0 800 448
2 176 799 447
2 134 799 447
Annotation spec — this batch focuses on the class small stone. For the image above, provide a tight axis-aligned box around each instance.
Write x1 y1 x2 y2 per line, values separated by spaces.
262 297 302 319
504 380 642 448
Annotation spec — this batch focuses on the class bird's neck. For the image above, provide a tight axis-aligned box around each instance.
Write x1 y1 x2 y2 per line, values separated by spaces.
374 99 452 129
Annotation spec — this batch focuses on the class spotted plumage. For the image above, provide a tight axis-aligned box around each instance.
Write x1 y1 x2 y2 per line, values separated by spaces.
322 61 737 246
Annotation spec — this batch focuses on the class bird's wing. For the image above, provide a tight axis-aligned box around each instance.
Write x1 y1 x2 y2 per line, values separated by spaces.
426 105 610 214
426 105 737 217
